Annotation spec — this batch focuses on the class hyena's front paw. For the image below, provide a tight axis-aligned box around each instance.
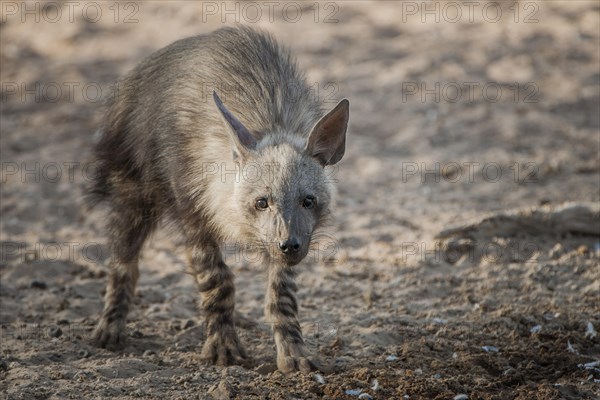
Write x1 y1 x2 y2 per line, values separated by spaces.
277 342 319 373
92 318 127 349
200 330 248 366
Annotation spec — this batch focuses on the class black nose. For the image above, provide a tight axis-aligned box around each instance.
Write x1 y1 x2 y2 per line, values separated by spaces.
279 238 301 254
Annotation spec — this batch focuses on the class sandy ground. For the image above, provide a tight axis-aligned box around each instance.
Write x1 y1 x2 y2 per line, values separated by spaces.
1 1 599 399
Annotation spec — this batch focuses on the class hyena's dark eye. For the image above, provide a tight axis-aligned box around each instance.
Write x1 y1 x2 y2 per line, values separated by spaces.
255 197 269 210
302 195 316 209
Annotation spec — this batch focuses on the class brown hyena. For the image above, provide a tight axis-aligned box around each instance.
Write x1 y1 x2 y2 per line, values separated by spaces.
87 26 349 373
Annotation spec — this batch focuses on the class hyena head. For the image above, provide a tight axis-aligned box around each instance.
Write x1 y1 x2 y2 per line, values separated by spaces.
213 92 349 266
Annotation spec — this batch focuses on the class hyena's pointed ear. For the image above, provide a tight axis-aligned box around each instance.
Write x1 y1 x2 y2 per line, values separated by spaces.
213 91 256 157
305 99 349 166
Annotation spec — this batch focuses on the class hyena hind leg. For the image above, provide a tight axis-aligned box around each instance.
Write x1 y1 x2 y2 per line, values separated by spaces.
93 196 159 349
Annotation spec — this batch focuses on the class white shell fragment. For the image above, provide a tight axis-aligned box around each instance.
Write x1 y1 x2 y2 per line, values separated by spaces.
530 325 542 334
454 395 469 400
386 355 399 361
585 322 597 339
567 340 579 354
371 379 379 391
314 373 325 384
345 389 362 396
578 360 600 378
481 346 499 353
581 361 600 369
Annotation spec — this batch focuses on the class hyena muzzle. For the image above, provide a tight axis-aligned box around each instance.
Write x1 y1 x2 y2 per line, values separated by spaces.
87 26 349 373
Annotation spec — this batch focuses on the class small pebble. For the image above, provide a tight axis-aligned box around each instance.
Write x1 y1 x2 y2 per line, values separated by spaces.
358 394 373 400
255 363 276 375
183 319 195 329
49 327 63 338
530 325 542 334
543 313 558 321
363 287 376 307
143 349 157 357
549 243 564 258
385 355 398 361
576 245 589 255
130 330 143 338
29 280 47 289
454 395 469 400
208 380 235 398
74 371 87 382
78 349 90 358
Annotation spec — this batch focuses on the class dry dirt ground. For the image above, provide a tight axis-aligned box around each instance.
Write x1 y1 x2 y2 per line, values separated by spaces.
1 1 599 399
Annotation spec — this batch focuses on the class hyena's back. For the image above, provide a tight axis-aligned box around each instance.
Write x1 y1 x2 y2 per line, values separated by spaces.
89 26 323 214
